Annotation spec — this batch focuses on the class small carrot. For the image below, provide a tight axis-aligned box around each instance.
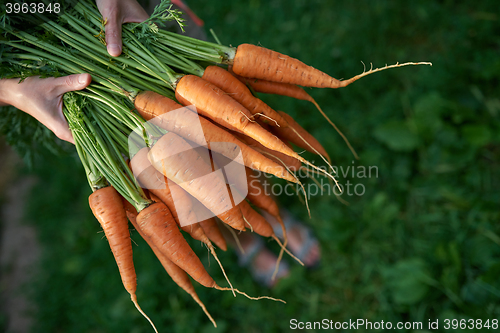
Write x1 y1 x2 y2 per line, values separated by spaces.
239 200 273 238
89 186 157 333
245 167 280 218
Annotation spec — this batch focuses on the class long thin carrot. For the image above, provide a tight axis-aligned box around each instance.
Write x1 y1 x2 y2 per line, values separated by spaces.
123 198 216 327
148 192 206 242
231 43 431 88
173 75 310 165
134 91 297 183
89 186 157 333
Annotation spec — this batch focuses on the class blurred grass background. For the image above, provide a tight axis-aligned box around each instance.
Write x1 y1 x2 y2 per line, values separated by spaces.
1 0 500 332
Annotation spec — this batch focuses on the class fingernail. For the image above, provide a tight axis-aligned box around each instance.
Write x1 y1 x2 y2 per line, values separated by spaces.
78 74 88 84
108 44 121 57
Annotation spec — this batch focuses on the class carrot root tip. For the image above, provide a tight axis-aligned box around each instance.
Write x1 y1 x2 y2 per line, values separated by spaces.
209 244 235 297
131 294 158 333
215 285 286 303
273 235 304 267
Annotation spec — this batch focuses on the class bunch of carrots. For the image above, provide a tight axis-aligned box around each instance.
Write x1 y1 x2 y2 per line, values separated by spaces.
0 0 430 330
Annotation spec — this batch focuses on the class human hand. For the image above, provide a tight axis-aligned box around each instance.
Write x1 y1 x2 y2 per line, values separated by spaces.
96 0 149 57
0 74 92 144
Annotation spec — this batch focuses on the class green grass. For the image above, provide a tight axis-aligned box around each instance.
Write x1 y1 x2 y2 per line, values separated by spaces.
14 1 500 332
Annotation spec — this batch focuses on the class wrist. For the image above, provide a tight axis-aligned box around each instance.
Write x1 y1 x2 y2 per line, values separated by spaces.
0 78 20 107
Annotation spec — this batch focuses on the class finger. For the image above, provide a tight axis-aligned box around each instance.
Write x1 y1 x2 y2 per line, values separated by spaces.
104 15 123 57
123 11 149 24
54 74 91 96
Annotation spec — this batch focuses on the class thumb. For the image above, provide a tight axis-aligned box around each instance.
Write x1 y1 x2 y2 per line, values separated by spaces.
55 74 91 95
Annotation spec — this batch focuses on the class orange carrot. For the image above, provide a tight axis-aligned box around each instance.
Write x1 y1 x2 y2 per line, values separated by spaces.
235 131 302 172
229 69 359 159
200 218 227 251
131 147 198 229
148 191 207 243
134 91 297 183
89 186 157 332
231 43 344 88
245 168 280 218
201 66 332 160
231 43 431 88
201 66 288 127
147 132 246 231
239 200 273 238
228 66 359 160
136 201 216 288
181 70 334 179
136 202 283 302
173 75 309 165
123 200 217 327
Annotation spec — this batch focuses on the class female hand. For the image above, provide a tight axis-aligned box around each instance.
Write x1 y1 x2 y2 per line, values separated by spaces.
96 0 149 57
0 74 92 144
